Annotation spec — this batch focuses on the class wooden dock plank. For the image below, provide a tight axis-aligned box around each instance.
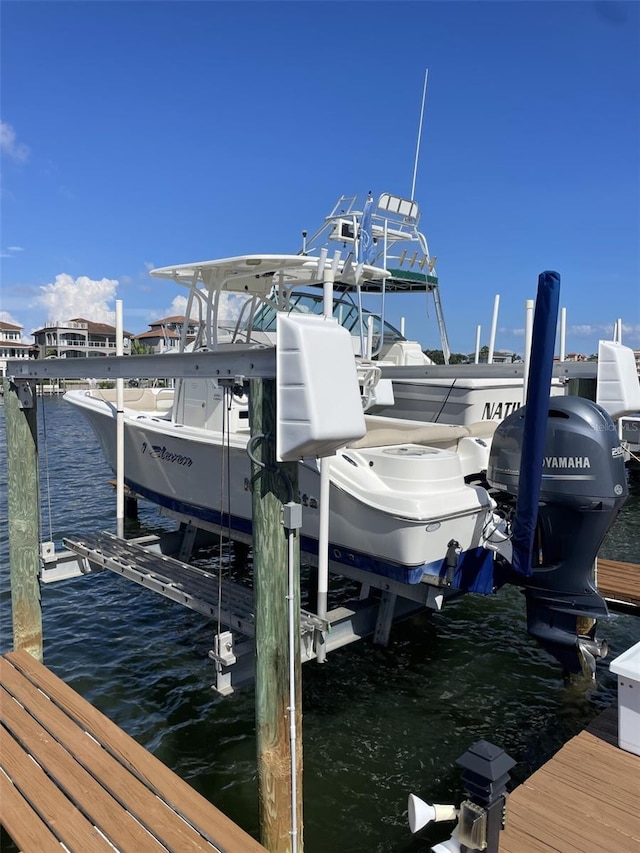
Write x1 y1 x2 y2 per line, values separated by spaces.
0 722 116 852
505 797 607 853
1 659 206 852
2 655 218 850
585 704 618 746
1 650 267 853
597 558 640 608
0 770 64 853
525 770 637 831
504 794 634 853
6 649 265 851
501 710 640 853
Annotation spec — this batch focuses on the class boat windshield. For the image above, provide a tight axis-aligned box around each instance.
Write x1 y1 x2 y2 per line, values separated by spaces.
246 291 406 345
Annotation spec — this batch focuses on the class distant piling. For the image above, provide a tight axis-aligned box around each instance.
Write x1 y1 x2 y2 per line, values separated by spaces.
3 378 43 661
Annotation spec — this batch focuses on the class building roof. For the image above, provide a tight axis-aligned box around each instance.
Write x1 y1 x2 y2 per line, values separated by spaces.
68 318 137 336
0 340 32 350
149 315 189 326
133 329 180 340
0 320 22 331
32 318 134 337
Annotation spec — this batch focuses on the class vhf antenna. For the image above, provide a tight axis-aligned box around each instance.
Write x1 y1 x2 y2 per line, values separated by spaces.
410 68 429 202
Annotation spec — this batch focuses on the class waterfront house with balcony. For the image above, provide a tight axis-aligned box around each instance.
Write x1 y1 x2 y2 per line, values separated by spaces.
131 315 198 353
0 320 34 377
32 318 133 359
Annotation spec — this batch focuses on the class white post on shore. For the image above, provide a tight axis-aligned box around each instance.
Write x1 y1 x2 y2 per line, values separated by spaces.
559 307 567 362
523 299 534 403
474 325 482 364
488 295 500 364
116 300 125 539
617 318 623 344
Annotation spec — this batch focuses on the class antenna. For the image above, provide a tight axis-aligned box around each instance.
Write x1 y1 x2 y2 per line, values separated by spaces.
410 68 429 201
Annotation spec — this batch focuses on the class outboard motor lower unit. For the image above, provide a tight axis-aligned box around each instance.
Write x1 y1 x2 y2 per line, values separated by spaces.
487 396 628 673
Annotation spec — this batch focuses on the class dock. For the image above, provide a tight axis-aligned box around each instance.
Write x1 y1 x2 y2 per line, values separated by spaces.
500 706 640 852
0 649 266 852
597 558 640 611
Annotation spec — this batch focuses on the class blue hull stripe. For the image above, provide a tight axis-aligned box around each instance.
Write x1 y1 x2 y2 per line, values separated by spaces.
127 479 494 592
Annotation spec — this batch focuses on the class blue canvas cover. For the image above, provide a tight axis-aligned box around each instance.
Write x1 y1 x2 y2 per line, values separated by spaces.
511 271 561 576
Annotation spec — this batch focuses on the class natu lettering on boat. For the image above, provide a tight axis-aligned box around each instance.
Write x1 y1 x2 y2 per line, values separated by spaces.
141 442 193 467
481 401 521 420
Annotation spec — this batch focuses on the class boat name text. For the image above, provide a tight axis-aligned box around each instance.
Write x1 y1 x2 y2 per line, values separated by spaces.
141 441 193 467
482 401 520 420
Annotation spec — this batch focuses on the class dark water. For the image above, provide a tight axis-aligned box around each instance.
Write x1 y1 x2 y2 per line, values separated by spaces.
1 396 639 852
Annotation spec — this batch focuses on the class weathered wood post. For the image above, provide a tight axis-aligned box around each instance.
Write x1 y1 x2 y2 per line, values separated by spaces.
3 378 43 661
249 377 303 853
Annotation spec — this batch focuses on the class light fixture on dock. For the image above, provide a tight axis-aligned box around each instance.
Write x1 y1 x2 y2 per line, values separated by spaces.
407 794 457 833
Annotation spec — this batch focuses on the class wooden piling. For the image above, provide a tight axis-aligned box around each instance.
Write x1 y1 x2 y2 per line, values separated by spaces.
249 378 303 853
3 379 43 661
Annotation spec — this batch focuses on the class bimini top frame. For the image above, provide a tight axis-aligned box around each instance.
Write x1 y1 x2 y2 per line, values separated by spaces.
149 253 390 353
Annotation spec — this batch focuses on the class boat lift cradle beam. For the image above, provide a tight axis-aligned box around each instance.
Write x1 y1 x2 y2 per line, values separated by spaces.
6 336 605 389
5 345 277 384
57 531 451 695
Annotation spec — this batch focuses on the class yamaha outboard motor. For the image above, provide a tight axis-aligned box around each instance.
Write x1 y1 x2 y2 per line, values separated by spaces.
488 395 628 674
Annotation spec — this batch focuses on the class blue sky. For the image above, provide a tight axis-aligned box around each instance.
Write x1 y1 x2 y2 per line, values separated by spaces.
1 0 639 356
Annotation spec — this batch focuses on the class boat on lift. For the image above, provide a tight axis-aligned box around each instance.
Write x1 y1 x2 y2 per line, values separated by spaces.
64 195 638 674
65 252 503 590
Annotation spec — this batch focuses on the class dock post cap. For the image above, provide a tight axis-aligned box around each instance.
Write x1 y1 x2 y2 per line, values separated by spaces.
456 739 516 787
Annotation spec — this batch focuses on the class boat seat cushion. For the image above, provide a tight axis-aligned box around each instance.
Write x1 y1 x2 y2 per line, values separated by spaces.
347 416 470 450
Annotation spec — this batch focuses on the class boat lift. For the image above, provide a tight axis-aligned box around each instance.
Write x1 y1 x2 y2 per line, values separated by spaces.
6 322 458 696
6 302 638 693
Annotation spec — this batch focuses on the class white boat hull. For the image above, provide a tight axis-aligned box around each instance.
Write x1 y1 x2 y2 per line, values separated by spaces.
67 390 496 589
373 377 566 425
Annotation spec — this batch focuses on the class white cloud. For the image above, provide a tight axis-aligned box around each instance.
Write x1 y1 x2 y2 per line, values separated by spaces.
565 322 639 339
620 323 640 343
0 310 21 326
568 324 603 337
219 294 250 326
0 310 31 343
1 246 25 258
0 121 30 163
36 274 119 325
165 295 191 318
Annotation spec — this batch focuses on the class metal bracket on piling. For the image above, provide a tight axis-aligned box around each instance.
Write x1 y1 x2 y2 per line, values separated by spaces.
219 374 247 397
10 379 35 409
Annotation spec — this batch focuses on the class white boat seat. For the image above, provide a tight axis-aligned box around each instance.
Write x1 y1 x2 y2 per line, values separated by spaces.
347 415 499 451
347 415 470 451
93 388 174 415
466 420 499 439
